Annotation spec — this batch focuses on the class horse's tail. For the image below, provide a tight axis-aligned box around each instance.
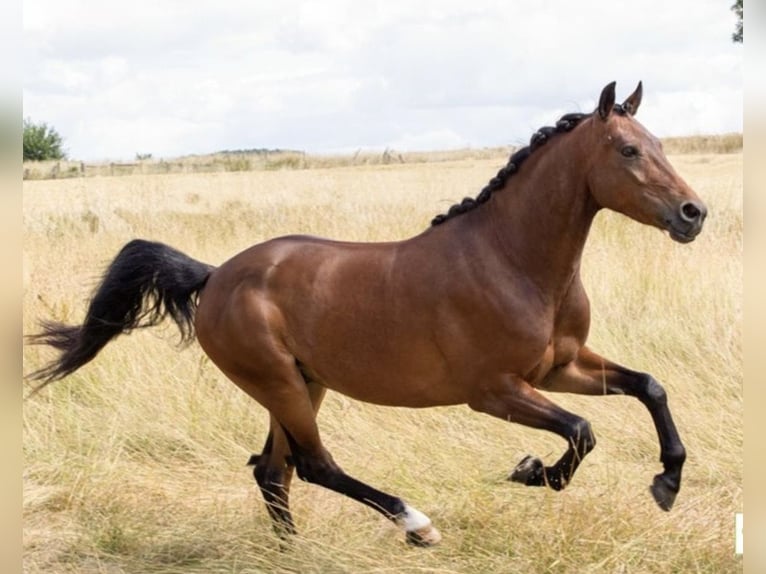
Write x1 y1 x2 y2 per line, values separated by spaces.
26 239 215 395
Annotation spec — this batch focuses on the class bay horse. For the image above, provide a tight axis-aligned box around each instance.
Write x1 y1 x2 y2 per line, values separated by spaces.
27 82 707 546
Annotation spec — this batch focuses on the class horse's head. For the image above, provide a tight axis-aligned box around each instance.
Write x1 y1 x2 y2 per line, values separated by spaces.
585 82 707 243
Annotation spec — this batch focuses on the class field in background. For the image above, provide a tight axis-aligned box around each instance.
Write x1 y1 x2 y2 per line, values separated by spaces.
22 146 742 573
21 133 742 181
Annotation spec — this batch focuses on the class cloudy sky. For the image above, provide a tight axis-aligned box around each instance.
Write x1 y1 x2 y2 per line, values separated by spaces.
23 0 742 161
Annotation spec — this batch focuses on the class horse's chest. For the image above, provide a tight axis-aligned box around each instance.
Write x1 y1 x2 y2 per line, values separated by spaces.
523 299 589 385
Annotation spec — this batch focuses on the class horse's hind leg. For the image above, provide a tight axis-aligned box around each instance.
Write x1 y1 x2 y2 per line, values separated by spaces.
234 364 441 546
280 427 441 547
248 421 296 536
248 384 327 537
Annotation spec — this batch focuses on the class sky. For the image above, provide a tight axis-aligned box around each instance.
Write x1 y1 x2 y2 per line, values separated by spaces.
23 0 743 162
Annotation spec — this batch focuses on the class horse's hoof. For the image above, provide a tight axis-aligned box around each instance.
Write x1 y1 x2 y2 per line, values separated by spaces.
650 474 678 511
397 504 441 547
509 455 544 486
406 525 442 547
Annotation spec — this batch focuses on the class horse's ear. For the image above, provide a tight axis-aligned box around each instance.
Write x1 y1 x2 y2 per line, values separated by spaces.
598 81 617 120
621 81 643 116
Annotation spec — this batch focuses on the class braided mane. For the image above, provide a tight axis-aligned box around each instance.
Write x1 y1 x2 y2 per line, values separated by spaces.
431 111 593 226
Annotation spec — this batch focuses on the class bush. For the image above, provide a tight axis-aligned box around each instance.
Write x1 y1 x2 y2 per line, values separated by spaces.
23 118 66 161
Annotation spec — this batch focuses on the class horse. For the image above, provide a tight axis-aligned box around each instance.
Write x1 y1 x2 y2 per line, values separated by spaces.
27 82 707 547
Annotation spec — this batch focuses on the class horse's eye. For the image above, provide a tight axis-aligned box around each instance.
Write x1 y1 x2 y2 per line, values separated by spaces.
621 145 639 158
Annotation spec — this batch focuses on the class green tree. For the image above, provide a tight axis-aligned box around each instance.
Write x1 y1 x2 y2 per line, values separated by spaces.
23 118 67 161
732 0 743 43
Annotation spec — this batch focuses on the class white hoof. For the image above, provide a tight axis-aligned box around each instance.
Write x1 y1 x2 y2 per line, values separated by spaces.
397 504 441 547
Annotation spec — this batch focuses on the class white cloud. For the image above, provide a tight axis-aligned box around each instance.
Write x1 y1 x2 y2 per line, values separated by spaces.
23 0 743 160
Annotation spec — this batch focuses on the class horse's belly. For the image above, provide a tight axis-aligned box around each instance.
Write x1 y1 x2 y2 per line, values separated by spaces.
293 334 468 407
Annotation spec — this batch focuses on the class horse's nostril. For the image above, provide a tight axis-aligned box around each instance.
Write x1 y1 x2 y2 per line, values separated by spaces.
680 201 702 223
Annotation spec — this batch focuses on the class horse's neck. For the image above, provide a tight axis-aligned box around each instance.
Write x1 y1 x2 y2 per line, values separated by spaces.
473 145 599 299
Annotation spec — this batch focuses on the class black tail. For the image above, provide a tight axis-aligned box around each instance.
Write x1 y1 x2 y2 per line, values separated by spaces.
26 239 215 394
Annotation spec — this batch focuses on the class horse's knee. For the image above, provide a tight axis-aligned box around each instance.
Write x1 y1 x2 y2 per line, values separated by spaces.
645 375 668 405
571 418 596 454
632 373 669 407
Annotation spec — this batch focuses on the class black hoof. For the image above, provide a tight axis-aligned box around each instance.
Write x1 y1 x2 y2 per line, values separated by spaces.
509 455 545 486
650 474 678 511
247 454 260 466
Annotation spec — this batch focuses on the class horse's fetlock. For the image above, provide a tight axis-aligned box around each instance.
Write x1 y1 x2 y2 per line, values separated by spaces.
545 467 567 491
662 444 686 468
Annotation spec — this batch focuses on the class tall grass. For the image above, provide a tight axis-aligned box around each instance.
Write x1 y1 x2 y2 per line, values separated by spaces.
22 151 742 573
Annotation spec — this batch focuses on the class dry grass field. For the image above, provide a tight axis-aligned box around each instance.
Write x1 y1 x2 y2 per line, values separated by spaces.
22 144 742 573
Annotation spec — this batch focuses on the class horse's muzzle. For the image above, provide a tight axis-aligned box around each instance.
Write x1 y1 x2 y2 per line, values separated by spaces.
668 200 707 243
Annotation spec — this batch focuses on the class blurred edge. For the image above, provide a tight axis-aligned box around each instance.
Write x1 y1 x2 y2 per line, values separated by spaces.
1 0 22 571
744 8 765 572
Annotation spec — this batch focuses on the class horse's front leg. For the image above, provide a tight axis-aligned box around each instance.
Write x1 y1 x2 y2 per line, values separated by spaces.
539 346 686 511
468 375 596 492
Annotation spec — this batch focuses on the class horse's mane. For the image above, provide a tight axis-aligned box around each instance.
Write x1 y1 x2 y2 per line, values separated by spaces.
431 110 597 226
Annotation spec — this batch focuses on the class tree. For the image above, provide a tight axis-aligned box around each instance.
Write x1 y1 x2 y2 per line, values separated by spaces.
732 0 743 43
23 118 67 161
